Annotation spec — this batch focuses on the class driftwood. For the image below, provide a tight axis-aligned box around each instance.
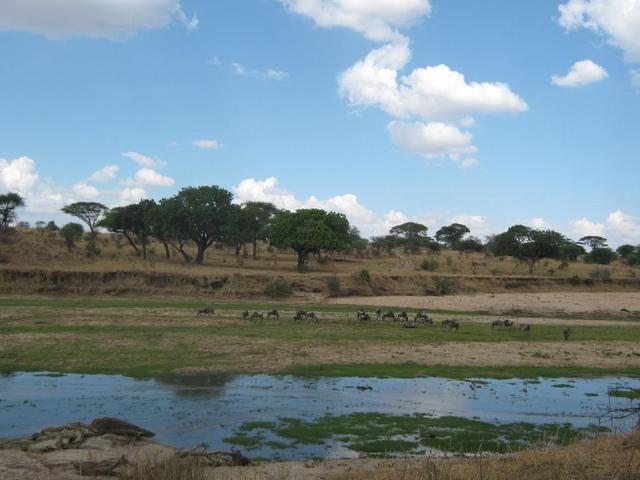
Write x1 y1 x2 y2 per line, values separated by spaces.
177 443 251 466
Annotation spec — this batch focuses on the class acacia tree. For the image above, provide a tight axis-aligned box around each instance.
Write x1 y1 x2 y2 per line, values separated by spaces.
489 225 575 274
436 223 470 249
0 192 25 231
162 186 233 265
242 202 278 259
61 202 109 234
269 209 351 269
390 222 431 254
578 235 608 251
99 200 155 259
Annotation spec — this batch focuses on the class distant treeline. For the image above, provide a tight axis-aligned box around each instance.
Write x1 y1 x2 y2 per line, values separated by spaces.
1 188 639 271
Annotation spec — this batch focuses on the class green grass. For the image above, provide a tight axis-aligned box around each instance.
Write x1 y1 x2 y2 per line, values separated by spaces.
229 413 609 456
608 388 640 399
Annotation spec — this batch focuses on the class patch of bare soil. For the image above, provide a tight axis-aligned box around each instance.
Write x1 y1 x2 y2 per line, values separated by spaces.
331 292 640 317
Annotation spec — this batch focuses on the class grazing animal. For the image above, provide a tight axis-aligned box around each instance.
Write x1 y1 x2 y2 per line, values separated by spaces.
251 312 264 321
293 312 305 321
382 312 396 321
491 319 505 329
295 310 307 319
441 319 460 331
520 323 531 332
402 321 417 329
376 308 382 318
356 310 367 320
397 311 409 321
267 309 280 319
503 319 515 328
307 312 318 322
563 328 571 341
196 307 214 317
415 311 433 325
359 313 372 322
242 310 249 320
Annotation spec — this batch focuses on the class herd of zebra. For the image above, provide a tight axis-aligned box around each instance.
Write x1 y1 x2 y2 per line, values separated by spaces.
196 306 573 339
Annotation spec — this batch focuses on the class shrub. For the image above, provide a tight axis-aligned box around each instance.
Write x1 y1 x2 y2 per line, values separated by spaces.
585 247 617 265
60 223 84 249
327 276 341 296
357 269 371 283
589 268 612 282
583 278 595 287
434 277 455 295
569 275 581 286
264 278 293 298
420 259 439 271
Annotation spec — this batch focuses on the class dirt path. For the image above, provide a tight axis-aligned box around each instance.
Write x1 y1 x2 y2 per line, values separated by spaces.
330 292 640 316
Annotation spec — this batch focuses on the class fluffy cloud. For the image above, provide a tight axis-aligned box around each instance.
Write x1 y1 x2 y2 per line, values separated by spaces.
234 176 484 238
387 121 478 166
606 210 640 242
72 182 100 200
551 59 608 87
278 0 431 42
339 43 527 120
192 140 221 150
118 187 148 205
0 0 197 39
232 62 290 81
568 217 606 237
88 165 119 183
558 0 640 63
122 151 167 169
0 156 39 195
124 168 175 187
528 217 548 229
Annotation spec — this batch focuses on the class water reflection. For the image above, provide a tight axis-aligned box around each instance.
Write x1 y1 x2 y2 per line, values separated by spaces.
0 372 636 460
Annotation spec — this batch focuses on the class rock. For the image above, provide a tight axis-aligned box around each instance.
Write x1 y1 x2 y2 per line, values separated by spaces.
26 439 59 453
80 434 133 450
89 418 154 438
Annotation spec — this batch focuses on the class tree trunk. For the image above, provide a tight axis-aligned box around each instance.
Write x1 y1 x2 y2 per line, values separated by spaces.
235 244 242 256
243 244 248 259
528 261 535 275
123 233 141 256
195 243 206 265
141 242 148 261
252 241 258 260
162 240 171 259
297 250 308 271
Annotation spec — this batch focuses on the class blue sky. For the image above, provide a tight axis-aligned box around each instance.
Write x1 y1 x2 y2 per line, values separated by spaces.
0 0 638 244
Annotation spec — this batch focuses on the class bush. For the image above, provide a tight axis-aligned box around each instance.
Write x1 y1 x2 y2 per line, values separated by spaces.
583 278 595 287
327 276 341 296
357 269 371 283
585 247 617 265
60 223 84 249
264 278 293 298
569 275 581 286
589 268 612 282
420 259 439 271
434 277 455 295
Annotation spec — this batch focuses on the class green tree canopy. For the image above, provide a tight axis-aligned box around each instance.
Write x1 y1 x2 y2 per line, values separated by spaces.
578 235 608 251
269 209 351 269
99 200 156 259
435 223 471 249
389 222 428 240
488 225 576 274
0 192 25 230
585 247 617 265
162 186 234 264
61 202 109 234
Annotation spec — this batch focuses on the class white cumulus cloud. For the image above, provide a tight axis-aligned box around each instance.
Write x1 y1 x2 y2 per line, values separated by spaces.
232 62 290 81
551 59 608 87
118 187 148 206
0 0 198 39
124 168 175 188
388 121 478 166
122 151 167 169
72 182 100 200
0 156 39 195
192 140 221 150
278 0 431 42
88 165 119 183
568 217 606 237
606 210 640 242
558 0 640 63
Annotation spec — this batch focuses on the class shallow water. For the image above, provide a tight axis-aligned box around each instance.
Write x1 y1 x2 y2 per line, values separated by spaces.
0 372 637 460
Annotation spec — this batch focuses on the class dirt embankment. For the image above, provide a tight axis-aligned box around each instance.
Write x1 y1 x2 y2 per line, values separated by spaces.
1 268 640 298
331 292 640 317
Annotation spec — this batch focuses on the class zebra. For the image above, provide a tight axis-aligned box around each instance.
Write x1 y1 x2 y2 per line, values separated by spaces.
267 309 280 319
196 307 214 317
402 321 417 329
359 312 372 322
382 312 396 321
397 311 409 321
251 312 264 321
307 312 319 322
